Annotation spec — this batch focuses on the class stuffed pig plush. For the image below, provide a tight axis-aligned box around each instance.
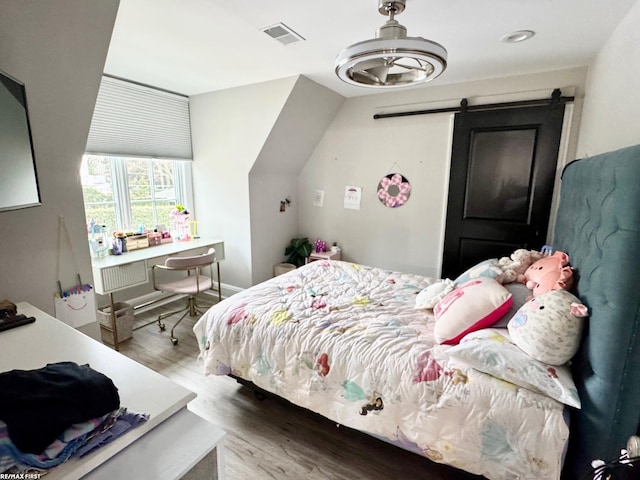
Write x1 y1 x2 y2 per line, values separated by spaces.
518 250 574 297
508 289 588 365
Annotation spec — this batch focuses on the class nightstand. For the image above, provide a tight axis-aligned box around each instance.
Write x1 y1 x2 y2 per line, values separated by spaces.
306 249 342 263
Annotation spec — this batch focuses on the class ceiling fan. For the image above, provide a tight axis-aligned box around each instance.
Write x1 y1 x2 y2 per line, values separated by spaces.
335 0 447 88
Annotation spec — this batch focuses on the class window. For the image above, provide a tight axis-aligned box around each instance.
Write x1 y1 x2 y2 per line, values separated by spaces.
82 76 194 234
80 155 193 233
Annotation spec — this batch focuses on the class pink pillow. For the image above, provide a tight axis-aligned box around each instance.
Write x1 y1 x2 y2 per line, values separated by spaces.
434 277 512 345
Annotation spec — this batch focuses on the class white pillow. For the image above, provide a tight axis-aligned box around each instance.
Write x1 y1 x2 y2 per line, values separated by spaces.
447 329 581 408
433 277 512 345
415 279 455 309
454 259 504 285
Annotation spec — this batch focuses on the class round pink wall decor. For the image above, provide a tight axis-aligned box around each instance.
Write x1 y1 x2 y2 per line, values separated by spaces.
377 173 411 208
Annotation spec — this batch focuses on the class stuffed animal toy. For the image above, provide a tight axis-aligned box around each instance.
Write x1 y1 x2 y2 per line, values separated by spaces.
508 289 588 365
497 249 544 284
415 279 455 309
519 250 574 297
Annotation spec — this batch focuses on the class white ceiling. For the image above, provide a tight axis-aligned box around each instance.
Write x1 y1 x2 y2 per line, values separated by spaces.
104 0 637 98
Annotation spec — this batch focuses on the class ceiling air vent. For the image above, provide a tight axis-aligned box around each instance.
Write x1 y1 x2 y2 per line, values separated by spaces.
261 23 305 45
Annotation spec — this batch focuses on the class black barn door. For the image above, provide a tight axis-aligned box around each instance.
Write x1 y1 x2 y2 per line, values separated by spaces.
441 104 565 279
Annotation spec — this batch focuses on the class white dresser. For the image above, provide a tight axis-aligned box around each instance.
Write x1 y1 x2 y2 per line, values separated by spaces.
0 302 225 479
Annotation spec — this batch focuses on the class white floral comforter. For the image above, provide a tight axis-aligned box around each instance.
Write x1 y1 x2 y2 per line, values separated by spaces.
194 260 569 480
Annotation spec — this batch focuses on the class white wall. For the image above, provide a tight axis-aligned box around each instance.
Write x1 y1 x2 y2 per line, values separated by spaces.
299 106 454 277
249 172 299 279
299 67 588 278
0 0 119 315
190 77 298 290
191 75 343 289
576 0 640 156
249 76 344 284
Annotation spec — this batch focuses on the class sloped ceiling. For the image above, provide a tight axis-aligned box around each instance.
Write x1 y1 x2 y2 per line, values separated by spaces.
251 76 344 175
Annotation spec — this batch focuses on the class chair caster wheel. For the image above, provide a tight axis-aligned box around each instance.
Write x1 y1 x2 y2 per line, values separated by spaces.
158 322 166 331
171 338 178 345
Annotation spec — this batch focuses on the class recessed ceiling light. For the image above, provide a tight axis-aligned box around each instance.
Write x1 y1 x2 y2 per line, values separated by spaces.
500 30 535 43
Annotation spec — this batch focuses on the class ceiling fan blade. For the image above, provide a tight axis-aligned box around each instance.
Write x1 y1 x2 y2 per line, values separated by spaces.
392 61 428 72
366 65 389 84
352 58 386 71
352 69 383 85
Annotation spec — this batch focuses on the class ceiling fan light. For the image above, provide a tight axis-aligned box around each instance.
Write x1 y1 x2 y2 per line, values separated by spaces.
335 37 447 88
335 0 447 89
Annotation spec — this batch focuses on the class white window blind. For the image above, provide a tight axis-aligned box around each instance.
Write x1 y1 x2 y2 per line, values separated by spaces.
86 76 193 160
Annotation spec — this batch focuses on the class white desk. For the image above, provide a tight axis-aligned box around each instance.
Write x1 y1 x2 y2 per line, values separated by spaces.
91 238 224 350
0 303 225 480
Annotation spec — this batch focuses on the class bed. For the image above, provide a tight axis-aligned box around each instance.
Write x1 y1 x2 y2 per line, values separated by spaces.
194 143 640 480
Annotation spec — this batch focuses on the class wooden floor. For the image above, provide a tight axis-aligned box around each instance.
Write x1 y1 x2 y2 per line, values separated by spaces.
117 296 483 480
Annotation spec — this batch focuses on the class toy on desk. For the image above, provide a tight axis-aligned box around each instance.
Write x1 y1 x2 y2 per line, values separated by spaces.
112 231 129 253
170 205 191 241
89 224 109 259
111 237 123 255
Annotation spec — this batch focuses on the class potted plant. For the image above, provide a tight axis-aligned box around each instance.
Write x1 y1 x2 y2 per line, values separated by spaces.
285 237 312 267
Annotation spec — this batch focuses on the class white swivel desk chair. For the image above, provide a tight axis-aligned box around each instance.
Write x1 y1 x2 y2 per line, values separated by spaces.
151 248 216 345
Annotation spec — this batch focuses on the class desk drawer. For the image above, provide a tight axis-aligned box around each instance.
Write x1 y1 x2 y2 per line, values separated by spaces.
100 262 148 292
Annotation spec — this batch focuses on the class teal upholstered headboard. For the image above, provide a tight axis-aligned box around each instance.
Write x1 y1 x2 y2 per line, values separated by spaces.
554 144 640 479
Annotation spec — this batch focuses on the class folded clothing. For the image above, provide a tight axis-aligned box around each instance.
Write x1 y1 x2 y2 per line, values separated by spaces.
1 408 148 473
0 362 120 454
0 415 105 472
76 410 149 458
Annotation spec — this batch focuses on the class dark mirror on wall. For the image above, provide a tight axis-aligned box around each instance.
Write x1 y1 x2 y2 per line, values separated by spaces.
0 68 41 212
